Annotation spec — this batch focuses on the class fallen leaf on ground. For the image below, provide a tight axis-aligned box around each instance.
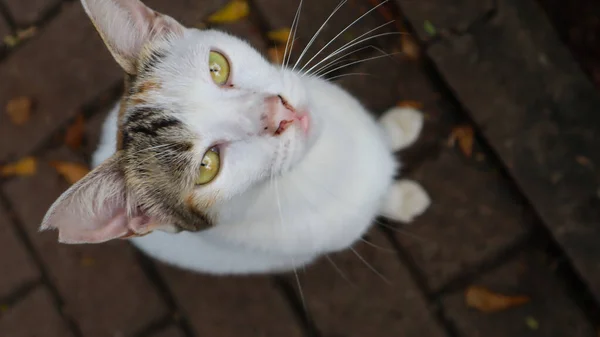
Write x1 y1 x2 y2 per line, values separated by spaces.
525 316 539 330
448 125 474 157
0 304 8 312
268 45 286 65
80 256 95 267
423 20 437 36
64 114 85 150
0 157 37 177
401 35 420 60
267 28 291 44
49 161 90 185
3 26 38 48
397 100 423 109
465 285 530 313
207 0 249 24
576 155 593 168
6 96 33 125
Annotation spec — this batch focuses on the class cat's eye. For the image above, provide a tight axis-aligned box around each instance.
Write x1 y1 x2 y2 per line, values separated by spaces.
209 51 230 85
196 147 221 185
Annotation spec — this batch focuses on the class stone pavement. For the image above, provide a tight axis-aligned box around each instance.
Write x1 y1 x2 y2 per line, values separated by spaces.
0 0 599 336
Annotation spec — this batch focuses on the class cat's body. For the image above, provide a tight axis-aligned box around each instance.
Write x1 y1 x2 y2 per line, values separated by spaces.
41 0 430 275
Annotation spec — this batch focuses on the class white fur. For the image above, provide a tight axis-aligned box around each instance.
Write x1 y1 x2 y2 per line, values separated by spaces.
78 0 430 274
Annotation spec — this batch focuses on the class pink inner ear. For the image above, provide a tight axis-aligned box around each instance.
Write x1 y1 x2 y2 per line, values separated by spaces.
57 211 156 244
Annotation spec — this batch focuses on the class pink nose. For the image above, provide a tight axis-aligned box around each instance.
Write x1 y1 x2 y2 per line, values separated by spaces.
264 95 309 135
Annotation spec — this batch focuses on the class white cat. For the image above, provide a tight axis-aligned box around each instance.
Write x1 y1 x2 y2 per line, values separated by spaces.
41 0 430 274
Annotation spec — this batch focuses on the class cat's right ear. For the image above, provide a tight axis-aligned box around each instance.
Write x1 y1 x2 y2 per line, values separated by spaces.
40 154 154 244
81 0 185 74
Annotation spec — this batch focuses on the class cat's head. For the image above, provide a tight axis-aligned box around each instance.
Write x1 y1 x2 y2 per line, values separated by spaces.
40 0 318 243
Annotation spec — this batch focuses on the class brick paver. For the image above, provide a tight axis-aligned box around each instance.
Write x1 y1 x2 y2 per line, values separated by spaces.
3 148 168 337
0 204 39 299
423 0 600 303
395 0 495 39
159 264 304 337
0 2 121 161
442 249 596 336
2 0 61 26
293 229 447 337
0 286 74 337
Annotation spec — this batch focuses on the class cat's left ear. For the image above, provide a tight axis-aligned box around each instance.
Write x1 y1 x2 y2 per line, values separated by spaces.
81 0 185 74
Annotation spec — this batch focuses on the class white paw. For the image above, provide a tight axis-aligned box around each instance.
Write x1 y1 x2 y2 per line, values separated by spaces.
380 107 424 151
380 179 431 223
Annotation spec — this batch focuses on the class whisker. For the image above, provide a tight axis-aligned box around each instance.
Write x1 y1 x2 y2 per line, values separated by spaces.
324 72 372 81
292 0 348 71
316 51 402 79
283 0 304 69
299 0 390 73
311 45 376 76
303 20 394 75
350 247 391 284
360 238 395 253
377 221 431 243
325 255 356 287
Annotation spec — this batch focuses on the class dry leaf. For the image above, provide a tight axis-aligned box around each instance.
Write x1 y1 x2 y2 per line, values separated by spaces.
0 304 8 312
6 96 33 125
80 256 95 267
3 26 38 48
267 28 292 44
64 114 85 150
397 100 423 109
576 155 593 168
0 157 37 177
207 0 249 24
267 45 286 65
401 35 420 60
465 285 530 313
49 161 90 185
449 125 474 157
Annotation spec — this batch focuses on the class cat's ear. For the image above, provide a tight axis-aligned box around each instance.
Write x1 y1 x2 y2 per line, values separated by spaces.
81 0 184 74
40 154 156 244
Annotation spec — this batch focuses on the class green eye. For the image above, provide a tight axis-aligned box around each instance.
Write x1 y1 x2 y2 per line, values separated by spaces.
196 147 220 185
209 51 230 85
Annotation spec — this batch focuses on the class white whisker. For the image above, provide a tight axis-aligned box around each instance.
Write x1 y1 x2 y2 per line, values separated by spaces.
283 0 304 69
360 237 395 253
292 0 348 71
325 255 356 287
299 0 390 73
316 52 402 79
303 20 394 75
312 45 376 76
324 72 372 81
350 247 391 284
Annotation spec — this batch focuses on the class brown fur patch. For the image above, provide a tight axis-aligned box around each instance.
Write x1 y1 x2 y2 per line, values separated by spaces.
185 193 217 214
137 80 161 94
116 75 134 150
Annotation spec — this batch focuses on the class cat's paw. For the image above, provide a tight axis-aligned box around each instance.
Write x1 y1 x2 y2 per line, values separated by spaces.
380 179 430 223
380 107 424 151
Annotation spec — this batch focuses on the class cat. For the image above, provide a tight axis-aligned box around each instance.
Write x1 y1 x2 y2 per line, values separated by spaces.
40 0 431 274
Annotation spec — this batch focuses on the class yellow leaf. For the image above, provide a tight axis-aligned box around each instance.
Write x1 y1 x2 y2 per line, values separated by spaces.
0 157 37 177
64 114 85 150
80 256 95 267
49 161 90 185
267 45 286 65
6 96 33 126
448 125 474 157
397 100 423 109
267 28 292 44
207 0 249 24
465 285 530 313
401 35 420 60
